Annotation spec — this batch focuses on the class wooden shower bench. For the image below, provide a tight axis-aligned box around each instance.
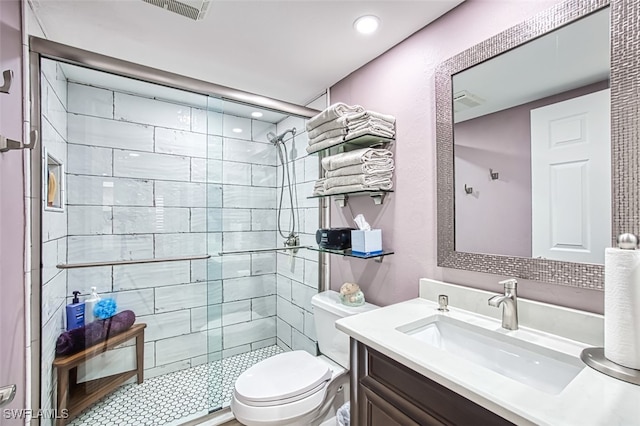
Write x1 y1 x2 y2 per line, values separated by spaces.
52 323 146 425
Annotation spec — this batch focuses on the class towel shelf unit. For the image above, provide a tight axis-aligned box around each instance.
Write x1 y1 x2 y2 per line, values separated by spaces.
308 189 393 207
307 133 394 157
307 247 394 263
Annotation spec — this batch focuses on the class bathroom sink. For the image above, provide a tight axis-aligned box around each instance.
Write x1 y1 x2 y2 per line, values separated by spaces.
398 315 584 394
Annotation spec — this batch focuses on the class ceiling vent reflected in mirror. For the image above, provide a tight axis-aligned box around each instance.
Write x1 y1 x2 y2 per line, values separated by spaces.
142 0 211 21
453 90 485 113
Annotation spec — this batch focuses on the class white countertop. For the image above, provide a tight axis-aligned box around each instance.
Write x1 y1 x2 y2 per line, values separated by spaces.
335 296 640 425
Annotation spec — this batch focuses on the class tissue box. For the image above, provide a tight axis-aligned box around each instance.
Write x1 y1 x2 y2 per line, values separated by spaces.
351 229 382 255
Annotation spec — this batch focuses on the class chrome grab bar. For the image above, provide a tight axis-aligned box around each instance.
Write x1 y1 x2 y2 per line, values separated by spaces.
0 385 16 408
57 254 211 269
218 246 310 256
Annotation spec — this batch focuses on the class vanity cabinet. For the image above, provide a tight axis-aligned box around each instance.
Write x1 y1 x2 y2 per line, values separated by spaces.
353 340 513 426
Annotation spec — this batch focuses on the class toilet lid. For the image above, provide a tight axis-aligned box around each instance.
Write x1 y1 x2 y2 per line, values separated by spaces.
234 350 332 404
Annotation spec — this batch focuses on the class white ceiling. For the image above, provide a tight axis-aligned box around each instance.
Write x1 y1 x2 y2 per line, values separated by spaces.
453 7 610 123
31 0 463 106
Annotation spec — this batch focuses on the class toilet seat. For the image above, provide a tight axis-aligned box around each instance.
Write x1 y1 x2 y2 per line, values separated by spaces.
234 350 332 406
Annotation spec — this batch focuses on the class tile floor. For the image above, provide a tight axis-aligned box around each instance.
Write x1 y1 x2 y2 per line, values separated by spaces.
68 345 283 426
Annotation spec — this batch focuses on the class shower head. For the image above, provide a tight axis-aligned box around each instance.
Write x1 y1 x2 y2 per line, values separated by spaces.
267 127 297 145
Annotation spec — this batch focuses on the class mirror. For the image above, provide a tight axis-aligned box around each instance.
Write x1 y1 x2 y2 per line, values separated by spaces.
453 8 610 264
436 0 640 289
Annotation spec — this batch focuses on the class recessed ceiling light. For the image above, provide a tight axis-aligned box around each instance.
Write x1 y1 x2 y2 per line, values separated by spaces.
251 111 263 118
232 128 243 133
354 15 380 35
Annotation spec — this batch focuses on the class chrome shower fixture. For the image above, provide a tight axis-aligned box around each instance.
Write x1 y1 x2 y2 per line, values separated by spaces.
267 127 297 145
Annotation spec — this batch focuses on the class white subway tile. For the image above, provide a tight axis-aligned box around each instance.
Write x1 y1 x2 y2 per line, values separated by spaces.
251 338 276 351
191 158 206 182
223 231 276 252
252 164 277 187
207 159 223 183
113 261 191 290
68 114 154 151
224 185 276 209
191 108 223 135
208 233 222 255
41 240 60 285
223 317 275 348
208 258 222 282
68 205 112 235
277 252 305 283
222 209 250 232
208 327 223 354
208 184 223 208
277 318 292 348
276 275 292 301
138 310 191 342
67 175 153 206
155 331 207 366
222 162 251 185
252 120 276 143
112 207 189 234
223 274 276 302
68 83 113 118
114 93 191 130
252 295 276 320
223 345 251 358
113 150 190 181
43 81 67 140
191 259 208 282
291 281 316 312
190 208 206 232
190 208 223 232
41 272 67 326
304 259 319 289
67 266 113 295
103 289 155 316
67 234 153 263
223 138 276 166
251 252 276 275
208 135 223 159
155 181 207 208
304 311 317 341
304 155 320 183
304 208 319 235
76 346 136 382
154 233 207 257
42 208 66 242
251 209 276 231
191 306 207 332
145 342 155 368
207 304 222 330
278 116 306 136
155 283 207 313
277 297 304 332
292 328 317 355
144 360 190 380
67 144 113 176
222 300 251 326
155 127 207 158
223 115 251 140
221 254 252 279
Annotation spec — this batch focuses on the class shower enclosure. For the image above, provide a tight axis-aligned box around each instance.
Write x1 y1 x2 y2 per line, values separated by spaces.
35 40 325 425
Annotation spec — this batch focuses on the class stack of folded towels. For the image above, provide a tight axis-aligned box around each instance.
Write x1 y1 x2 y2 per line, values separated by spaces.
313 147 395 196
305 103 396 154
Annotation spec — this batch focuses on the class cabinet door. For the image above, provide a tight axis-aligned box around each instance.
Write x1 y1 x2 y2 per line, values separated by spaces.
361 384 443 426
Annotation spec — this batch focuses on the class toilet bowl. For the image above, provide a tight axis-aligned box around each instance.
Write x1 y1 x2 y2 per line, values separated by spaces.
231 290 378 426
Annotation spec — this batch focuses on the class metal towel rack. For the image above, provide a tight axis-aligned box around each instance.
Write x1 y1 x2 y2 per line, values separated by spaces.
57 254 211 269
218 246 309 256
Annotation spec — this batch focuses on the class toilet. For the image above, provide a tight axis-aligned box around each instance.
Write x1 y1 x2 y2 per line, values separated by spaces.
231 290 378 426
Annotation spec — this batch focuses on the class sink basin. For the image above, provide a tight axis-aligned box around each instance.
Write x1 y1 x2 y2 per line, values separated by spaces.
398 315 584 394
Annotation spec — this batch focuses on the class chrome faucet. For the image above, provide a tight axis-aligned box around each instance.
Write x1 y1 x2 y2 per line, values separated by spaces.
488 279 518 330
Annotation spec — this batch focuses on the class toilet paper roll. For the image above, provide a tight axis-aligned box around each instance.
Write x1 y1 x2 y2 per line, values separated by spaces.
604 247 640 369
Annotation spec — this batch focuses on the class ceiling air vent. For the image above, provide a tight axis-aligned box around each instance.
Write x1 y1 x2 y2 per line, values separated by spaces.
142 0 211 21
453 90 484 113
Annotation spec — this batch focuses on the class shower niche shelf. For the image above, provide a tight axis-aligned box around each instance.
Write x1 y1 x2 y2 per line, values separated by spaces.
308 190 393 207
307 246 394 263
307 133 394 157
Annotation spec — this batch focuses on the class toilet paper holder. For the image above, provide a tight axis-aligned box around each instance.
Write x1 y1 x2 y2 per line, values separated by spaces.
580 233 640 386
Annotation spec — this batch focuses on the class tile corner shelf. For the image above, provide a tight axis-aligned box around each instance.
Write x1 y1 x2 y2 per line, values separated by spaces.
308 190 393 207
308 246 394 263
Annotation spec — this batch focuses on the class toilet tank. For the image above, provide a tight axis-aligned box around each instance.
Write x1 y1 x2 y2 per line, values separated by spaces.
311 290 378 368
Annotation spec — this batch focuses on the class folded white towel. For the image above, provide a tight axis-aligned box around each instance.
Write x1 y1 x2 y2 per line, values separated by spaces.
347 118 395 134
308 119 348 140
343 110 396 126
321 148 394 172
312 178 326 196
306 103 365 131
306 135 346 154
325 162 395 178
323 173 393 190
308 128 347 145
323 182 393 196
345 126 395 141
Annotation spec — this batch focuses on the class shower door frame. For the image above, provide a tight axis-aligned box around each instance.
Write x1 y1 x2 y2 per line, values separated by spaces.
28 36 330 422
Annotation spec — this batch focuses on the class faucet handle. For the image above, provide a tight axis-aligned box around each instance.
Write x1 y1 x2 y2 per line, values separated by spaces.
437 294 449 312
499 278 517 290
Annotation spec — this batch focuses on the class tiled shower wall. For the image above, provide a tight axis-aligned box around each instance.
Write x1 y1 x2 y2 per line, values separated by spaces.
40 60 69 423
274 94 326 354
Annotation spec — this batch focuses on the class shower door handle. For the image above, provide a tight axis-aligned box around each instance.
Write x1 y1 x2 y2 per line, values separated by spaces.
0 384 16 408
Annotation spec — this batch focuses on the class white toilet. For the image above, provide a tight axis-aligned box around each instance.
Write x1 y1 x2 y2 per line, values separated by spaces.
231 290 378 426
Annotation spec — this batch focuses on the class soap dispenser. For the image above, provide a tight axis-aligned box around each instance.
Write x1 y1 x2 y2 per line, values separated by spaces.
84 287 101 324
66 291 85 331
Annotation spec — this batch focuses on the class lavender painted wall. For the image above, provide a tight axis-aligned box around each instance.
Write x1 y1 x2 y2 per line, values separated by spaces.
0 0 26 422
329 0 605 313
454 80 609 258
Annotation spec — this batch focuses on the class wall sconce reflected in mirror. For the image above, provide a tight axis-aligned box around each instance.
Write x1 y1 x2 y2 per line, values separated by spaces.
490 168 499 180
464 184 473 194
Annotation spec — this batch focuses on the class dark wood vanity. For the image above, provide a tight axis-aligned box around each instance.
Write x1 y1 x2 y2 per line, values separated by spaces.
351 340 513 425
